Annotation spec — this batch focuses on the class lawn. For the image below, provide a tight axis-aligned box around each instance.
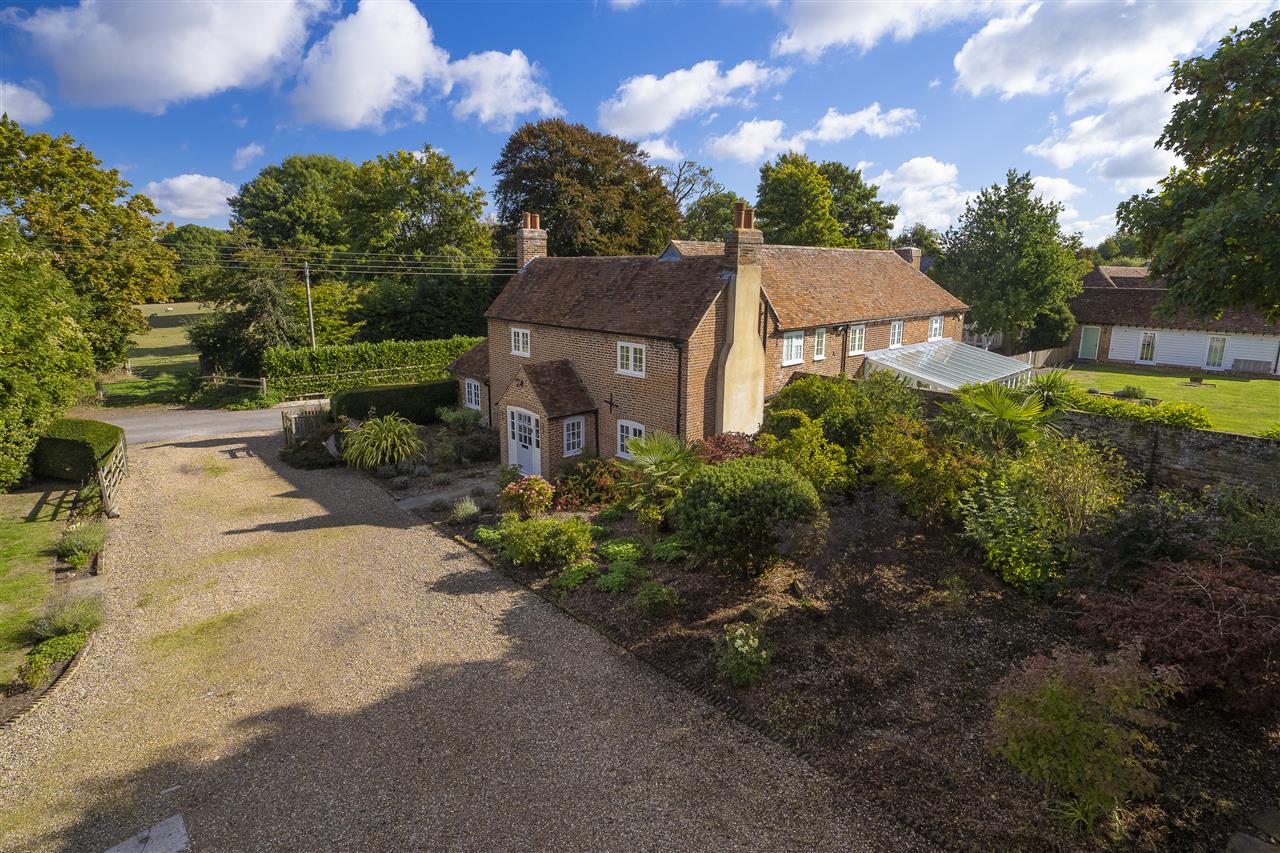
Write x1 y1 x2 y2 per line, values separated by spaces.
1065 362 1280 435
102 301 208 406
0 485 72 684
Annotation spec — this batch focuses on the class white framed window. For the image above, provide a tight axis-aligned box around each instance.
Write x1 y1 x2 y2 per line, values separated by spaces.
511 327 531 357
563 417 584 456
1206 335 1227 369
616 341 646 377
848 324 865 356
782 331 804 366
813 327 827 361
928 316 944 341
616 419 645 459
463 378 481 410
889 320 904 348
1138 331 1157 362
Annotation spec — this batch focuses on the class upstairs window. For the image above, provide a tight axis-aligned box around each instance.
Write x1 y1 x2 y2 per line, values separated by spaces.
782 331 804 366
813 327 827 361
617 341 646 377
889 320 904 348
617 420 645 459
563 417 584 456
928 315 944 341
463 379 481 410
848 325 865 356
511 327 531 357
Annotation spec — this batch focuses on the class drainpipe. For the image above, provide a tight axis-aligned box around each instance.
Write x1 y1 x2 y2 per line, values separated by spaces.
673 341 684 439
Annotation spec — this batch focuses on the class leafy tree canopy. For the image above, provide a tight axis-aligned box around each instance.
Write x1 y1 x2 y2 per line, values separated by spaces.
492 119 680 256
159 224 232 299
817 161 898 248
1118 12 1280 322
932 170 1090 350
0 223 95 490
229 154 358 253
755 152 848 247
682 189 747 241
0 116 178 369
658 159 722 211
893 222 944 261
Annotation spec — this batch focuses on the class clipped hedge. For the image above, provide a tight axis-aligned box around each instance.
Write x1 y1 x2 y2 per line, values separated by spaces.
32 418 124 482
262 337 482 398
331 380 458 425
1073 394 1215 430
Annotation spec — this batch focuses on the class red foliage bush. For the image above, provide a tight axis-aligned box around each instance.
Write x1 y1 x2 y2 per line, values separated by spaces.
553 458 637 510
1079 558 1280 711
694 432 760 464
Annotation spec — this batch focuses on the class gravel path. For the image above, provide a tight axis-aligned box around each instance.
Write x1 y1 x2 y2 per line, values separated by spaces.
0 431 926 853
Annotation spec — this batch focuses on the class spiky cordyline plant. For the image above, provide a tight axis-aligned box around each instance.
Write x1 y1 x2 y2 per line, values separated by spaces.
342 414 425 471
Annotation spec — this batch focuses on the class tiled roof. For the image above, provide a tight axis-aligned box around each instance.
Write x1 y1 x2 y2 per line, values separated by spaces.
486 255 729 340
1070 287 1279 335
666 239 724 257
519 360 596 418
447 339 488 378
1083 265 1163 289
755 245 967 329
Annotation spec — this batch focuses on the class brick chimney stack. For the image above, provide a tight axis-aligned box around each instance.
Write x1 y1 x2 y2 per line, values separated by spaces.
724 202 763 264
516 212 547 269
894 246 922 269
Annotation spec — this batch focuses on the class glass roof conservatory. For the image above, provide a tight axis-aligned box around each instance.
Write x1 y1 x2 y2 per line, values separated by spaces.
864 340 1033 392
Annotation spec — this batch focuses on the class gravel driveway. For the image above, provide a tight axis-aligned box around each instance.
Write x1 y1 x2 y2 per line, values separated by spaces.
0 432 924 852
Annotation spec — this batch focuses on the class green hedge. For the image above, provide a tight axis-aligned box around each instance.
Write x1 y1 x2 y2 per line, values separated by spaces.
331 381 459 425
32 418 124 482
1073 395 1215 430
262 337 482 398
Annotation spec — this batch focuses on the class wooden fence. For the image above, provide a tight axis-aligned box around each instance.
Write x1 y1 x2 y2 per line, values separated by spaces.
282 408 330 447
95 435 129 518
198 374 268 393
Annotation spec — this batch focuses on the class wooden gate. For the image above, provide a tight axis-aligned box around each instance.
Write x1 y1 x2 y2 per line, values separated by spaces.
95 435 129 518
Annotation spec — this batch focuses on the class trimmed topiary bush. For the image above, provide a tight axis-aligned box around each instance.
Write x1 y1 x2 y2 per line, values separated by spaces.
330 380 458 425
32 418 123 482
1072 394 1214 430
494 513 593 569
263 337 481 398
674 457 823 575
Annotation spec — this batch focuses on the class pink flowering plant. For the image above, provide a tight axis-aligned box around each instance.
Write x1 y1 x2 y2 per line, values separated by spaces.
498 475 554 518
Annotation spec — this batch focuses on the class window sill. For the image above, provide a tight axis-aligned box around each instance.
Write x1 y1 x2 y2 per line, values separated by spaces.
889 344 902 350
512 351 530 357
781 359 802 367
564 449 583 457
616 369 645 378
812 355 826 362
848 350 864 357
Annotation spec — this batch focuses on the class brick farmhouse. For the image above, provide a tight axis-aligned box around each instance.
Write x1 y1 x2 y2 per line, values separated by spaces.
450 206 985 476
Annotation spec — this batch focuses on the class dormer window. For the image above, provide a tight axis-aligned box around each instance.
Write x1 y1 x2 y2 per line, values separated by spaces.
928 316 944 341
511 327 531 357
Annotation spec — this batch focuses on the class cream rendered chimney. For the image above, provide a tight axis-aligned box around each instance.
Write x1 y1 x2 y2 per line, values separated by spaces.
516 212 547 268
894 246 922 269
716 203 765 434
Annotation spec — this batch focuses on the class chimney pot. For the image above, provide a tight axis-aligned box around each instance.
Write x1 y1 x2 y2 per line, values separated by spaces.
743 206 755 230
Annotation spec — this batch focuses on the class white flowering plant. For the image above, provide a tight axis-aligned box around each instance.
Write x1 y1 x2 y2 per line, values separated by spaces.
718 621 772 688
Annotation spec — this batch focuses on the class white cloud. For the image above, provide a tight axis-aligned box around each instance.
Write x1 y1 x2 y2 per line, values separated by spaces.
16 0 322 113
1031 174 1085 219
232 142 265 171
705 119 803 164
637 137 684 162
870 156 975 231
0 81 53 124
806 103 919 142
609 0 642 8
448 49 561 130
599 60 790 137
1068 213 1117 246
773 0 1017 57
291 0 449 130
928 78 942 89
953 1 1271 191
144 174 237 220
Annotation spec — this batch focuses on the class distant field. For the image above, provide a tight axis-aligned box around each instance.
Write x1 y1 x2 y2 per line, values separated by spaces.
102 302 208 406
1065 362 1280 435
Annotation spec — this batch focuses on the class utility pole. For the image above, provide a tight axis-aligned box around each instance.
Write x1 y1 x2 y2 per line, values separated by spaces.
304 260 317 351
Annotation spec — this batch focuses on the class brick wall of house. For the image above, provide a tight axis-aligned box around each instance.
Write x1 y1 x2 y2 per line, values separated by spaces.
547 412 598 478
454 377 491 427
763 312 965 397
487 319 681 462
683 292 727 440
496 370 550 473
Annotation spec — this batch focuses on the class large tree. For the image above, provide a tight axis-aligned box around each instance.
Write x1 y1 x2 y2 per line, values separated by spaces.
658 160 722 211
492 119 680 256
755 152 849 247
817 161 898 248
1118 12 1280 321
932 171 1090 352
893 222 944 261
159 224 232 299
0 224 95 491
0 117 178 369
682 189 748 241
229 154 358 253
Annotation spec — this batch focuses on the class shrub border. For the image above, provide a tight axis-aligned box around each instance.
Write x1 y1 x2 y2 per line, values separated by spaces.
446 527 953 850
0 632 94 732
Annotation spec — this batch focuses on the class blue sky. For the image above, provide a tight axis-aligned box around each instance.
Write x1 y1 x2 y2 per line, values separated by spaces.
2 0 1274 245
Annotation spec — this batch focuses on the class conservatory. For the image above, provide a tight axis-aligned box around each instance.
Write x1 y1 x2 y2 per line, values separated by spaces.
864 339 1032 392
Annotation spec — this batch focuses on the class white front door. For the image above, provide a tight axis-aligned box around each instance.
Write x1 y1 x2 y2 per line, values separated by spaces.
507 407 541 476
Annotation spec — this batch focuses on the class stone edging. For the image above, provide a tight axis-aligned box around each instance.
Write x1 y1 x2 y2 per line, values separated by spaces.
0 632 95 733
447 529 955 851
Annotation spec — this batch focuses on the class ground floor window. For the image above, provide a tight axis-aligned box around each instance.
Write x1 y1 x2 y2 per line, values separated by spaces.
463 378 481 409
1138 331 1157 362
563 417 584 456
1206 335 1227 369
616 419 644 459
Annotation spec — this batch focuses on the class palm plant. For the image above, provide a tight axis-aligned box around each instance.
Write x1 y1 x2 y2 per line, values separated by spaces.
342 414 425 472
940 382 1054 454
1020 370 1084 412
621 430 703 519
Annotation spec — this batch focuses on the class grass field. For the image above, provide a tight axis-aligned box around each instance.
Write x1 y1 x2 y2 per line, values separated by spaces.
102 301 207 406
0 486 73 684
1065 362 1280 435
